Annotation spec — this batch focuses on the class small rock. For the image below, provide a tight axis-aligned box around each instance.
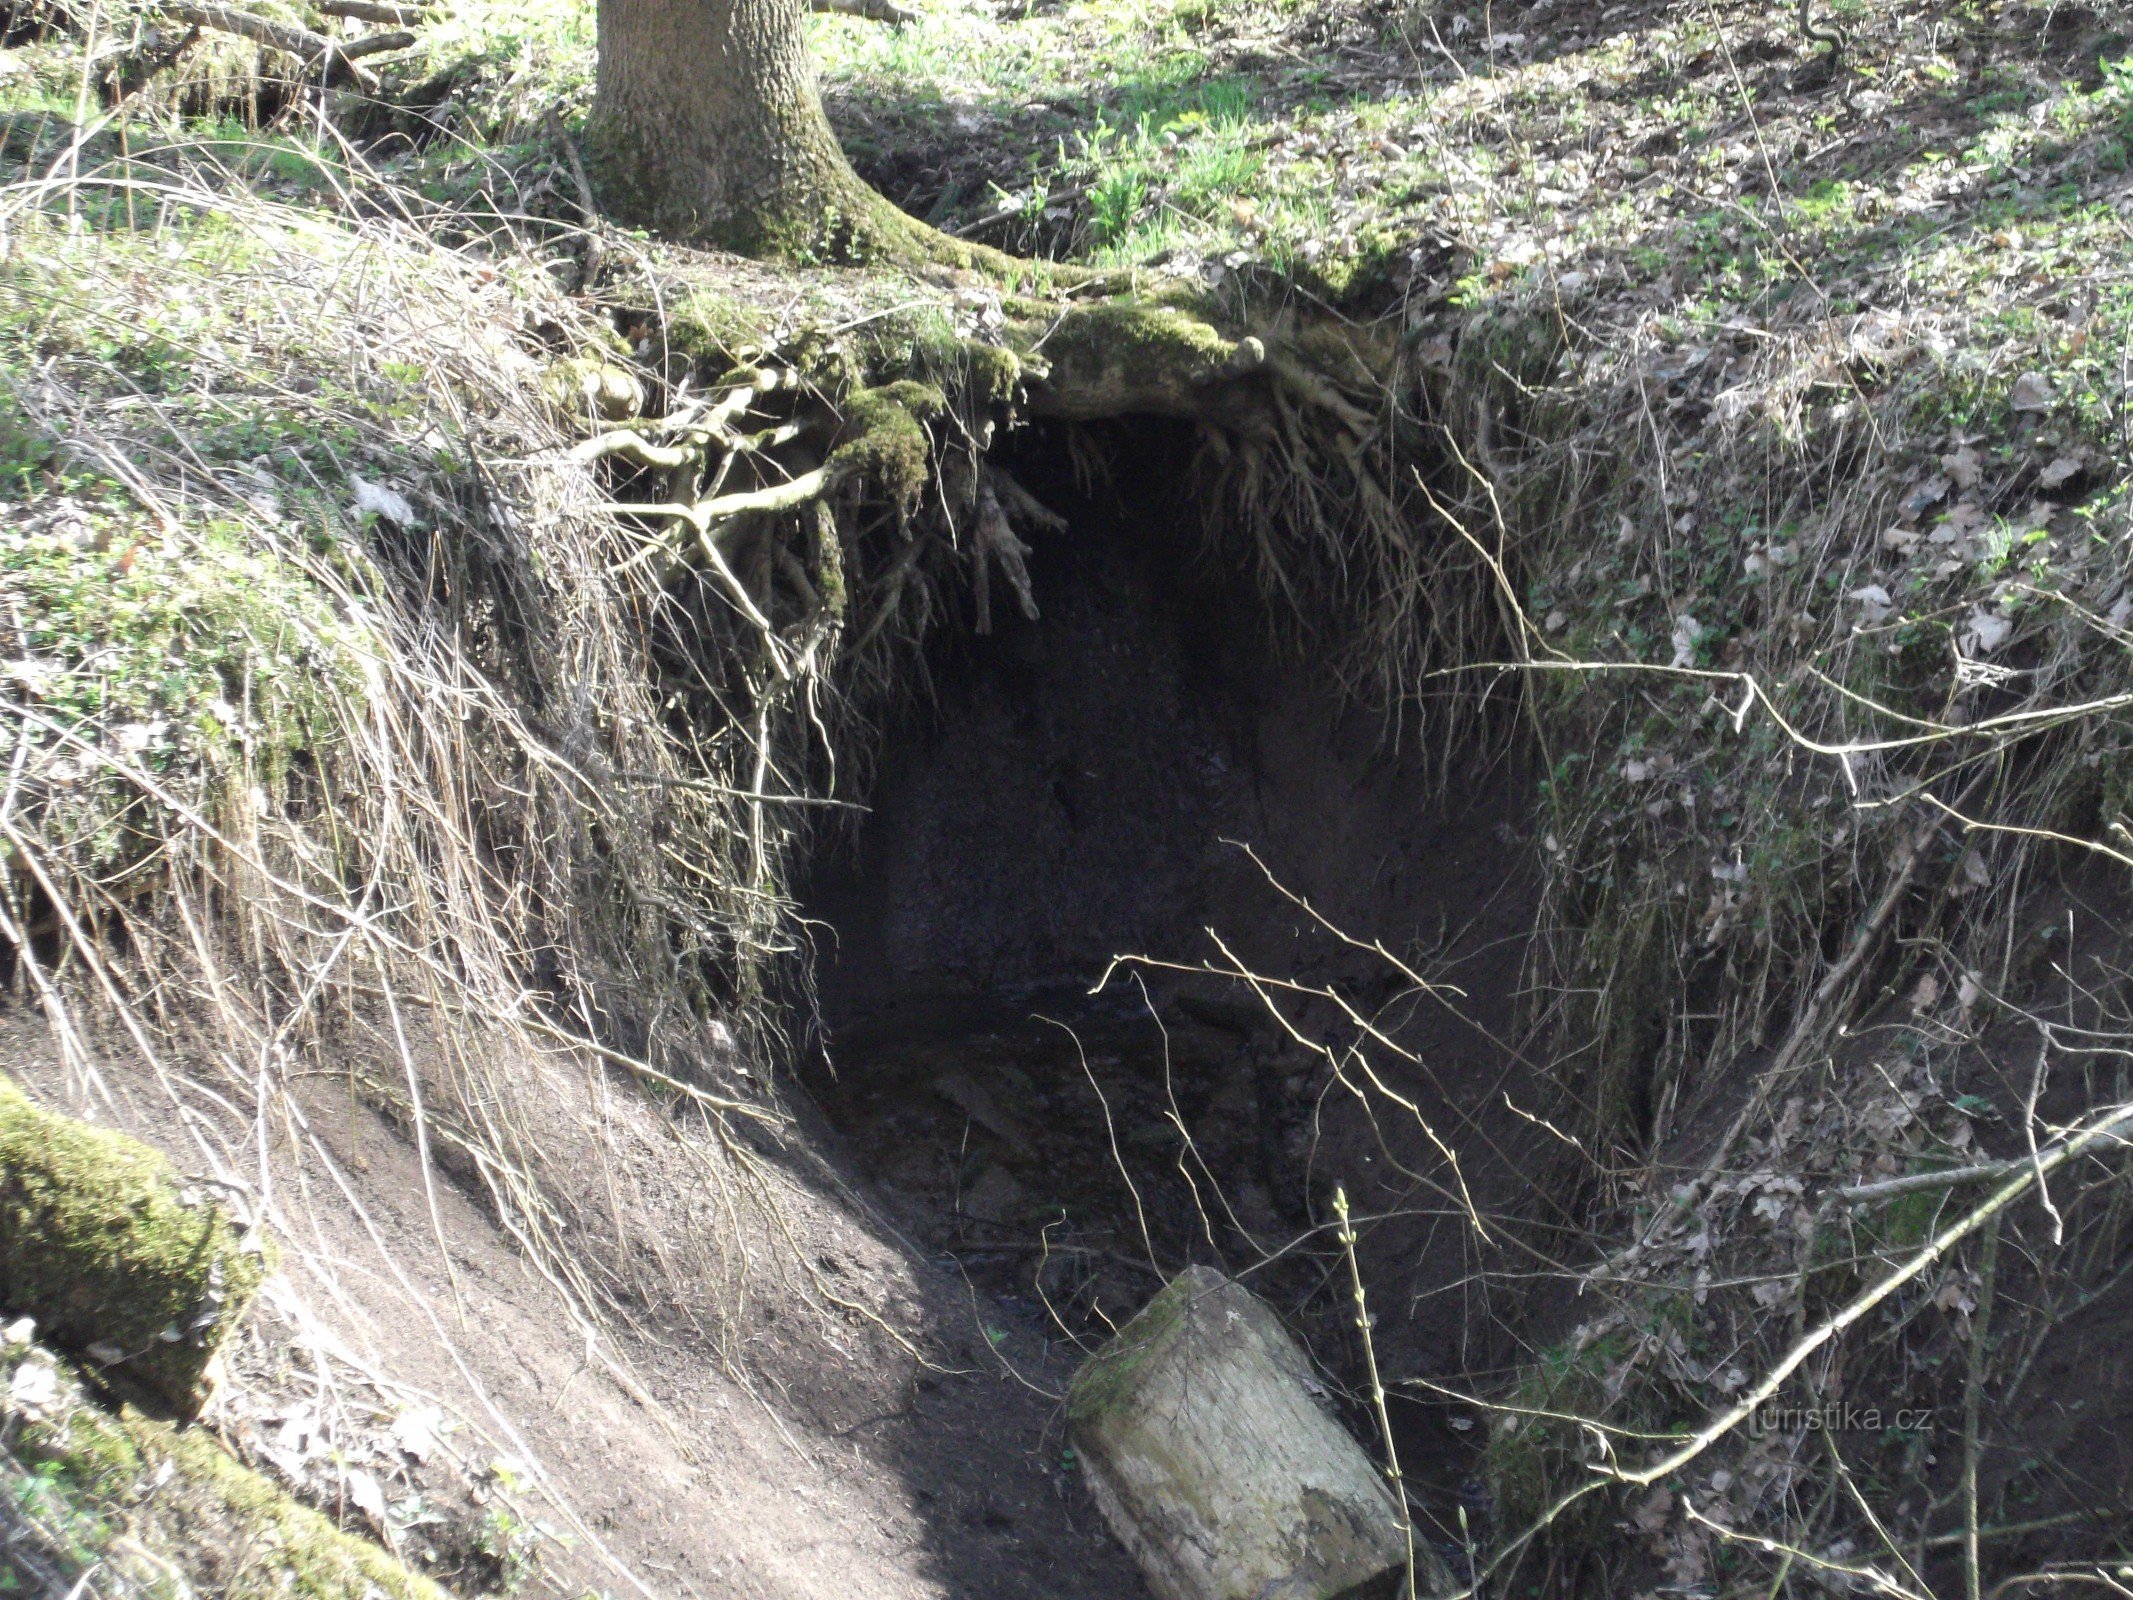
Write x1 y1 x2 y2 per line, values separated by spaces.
960 1163 1028 1225
350 476 416 528
7 1355 59 1415
2008 371 2053 412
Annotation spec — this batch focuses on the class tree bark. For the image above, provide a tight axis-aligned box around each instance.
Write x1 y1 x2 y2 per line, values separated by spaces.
588 0 918 259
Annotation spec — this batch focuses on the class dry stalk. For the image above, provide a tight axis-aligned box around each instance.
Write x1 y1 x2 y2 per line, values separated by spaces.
1335 1184 1421 1600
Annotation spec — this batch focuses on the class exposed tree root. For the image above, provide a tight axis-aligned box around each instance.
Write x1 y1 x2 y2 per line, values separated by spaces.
969 461 1057 631
561 272 1503 849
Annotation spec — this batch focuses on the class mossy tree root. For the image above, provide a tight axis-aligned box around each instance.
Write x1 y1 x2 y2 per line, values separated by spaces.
0 1073 273 1419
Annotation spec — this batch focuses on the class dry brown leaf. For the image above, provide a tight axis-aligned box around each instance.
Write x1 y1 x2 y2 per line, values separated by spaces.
2038 453 2084 491
1632 1486 1674 1533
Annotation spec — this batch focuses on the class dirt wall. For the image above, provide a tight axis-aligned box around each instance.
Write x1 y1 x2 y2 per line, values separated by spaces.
800 421 1563 1558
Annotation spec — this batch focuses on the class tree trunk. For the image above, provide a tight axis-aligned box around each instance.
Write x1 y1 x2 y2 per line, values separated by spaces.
589 0 914 259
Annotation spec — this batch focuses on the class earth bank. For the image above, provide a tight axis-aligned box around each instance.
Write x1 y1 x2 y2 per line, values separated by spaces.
3 0 2133 1595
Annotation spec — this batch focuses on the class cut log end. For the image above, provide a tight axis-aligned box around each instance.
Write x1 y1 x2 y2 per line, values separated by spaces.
1067 1265 1427 1600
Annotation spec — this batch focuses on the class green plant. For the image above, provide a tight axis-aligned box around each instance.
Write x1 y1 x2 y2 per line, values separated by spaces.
472 1505 542 1594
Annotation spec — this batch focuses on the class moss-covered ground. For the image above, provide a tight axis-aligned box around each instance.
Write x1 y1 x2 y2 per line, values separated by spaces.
0 1073 272 1416
2 1337 446 1600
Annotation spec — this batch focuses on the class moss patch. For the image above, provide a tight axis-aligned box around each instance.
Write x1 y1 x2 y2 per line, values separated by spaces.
540 353 647 422
1064 1266 1202 1429
1014 298 1237 418
956 339 1025 409
828 380 948 505
0 1075 273 1417
4 1344 445 1600
665 288 783 381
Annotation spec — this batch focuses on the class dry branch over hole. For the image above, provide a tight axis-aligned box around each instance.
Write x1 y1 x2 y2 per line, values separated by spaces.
5 0 2132 1589
155 1 411 86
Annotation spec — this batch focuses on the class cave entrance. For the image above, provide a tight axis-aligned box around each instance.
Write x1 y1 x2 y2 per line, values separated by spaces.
799 419 1552 1544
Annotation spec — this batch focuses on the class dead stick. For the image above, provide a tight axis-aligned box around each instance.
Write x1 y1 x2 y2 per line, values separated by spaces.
570 431 699 471
942 181 1091 239
545 106 608 289
158 2 381 87
1960 1215 1998 1600
316 0 429 23
1833 1161 2022 1206
335 28 414 59
808 0 917 23
608 465 832 537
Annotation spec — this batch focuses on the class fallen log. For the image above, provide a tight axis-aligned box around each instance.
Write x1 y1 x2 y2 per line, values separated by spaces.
316 0 430 23
1067 1265 1435 1600
157 2 409 88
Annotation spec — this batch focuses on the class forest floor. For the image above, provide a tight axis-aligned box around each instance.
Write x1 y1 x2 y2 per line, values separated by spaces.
0 1010 1152 1600
810 0 2133 307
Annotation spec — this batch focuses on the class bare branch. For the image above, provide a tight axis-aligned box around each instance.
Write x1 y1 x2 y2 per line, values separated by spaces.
157 2 402 86
1833 1161 2022 1206
610 465 832 535
316 0 430 23
335 27 415 59
808 0 918 24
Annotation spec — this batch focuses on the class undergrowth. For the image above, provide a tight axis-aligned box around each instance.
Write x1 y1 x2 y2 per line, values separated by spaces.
0 129 903 1595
